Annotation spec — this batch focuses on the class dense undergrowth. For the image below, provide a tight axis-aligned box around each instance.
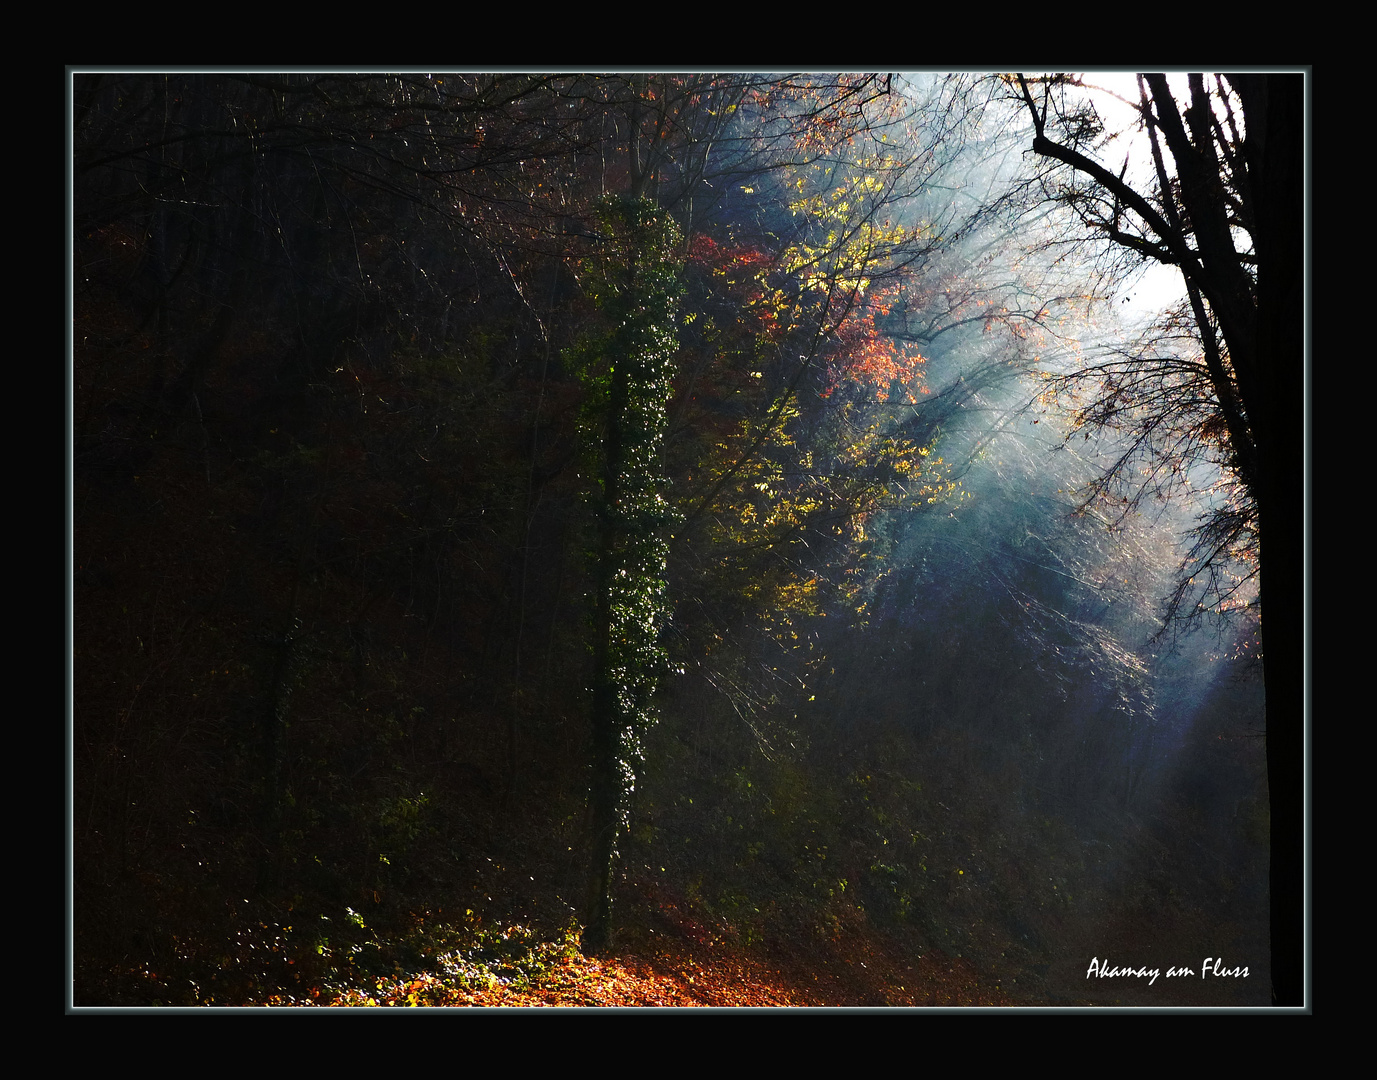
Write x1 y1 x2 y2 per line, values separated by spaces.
74 641 1267 1008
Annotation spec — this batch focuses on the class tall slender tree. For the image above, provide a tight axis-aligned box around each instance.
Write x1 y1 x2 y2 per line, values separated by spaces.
572 197 683 954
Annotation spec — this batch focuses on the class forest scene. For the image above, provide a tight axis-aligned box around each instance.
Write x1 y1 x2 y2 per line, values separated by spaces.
68 71 1307 1009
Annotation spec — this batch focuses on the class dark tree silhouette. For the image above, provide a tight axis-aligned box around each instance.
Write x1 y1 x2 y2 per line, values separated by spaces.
1012 72 1305 1006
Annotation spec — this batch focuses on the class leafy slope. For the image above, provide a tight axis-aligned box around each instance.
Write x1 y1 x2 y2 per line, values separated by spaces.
270 918 1026 1008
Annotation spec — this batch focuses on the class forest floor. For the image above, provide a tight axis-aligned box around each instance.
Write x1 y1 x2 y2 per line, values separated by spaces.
259 915 1037 1008
434 938 1025 1009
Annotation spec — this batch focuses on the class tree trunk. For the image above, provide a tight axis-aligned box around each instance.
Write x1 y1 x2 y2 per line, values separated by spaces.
583 362 628 955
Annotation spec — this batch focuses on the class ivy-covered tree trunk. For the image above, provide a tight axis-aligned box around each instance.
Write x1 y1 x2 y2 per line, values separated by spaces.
576 198 683 955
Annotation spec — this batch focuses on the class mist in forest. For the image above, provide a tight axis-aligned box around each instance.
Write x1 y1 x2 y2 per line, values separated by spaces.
642 79 1269 1003
802 341 1270 1003
815 86 1266 1000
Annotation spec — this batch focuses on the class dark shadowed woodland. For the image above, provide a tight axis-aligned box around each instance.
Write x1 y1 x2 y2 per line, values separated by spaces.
70 72 1304 1007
